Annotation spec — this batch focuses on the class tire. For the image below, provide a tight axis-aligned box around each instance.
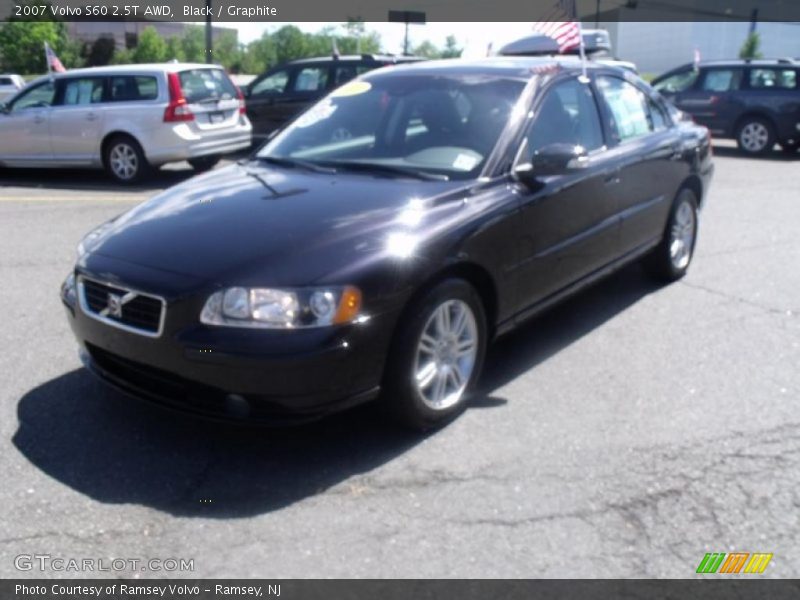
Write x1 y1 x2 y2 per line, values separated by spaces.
735 117 775 156
104 135 149 183
383 279 488 431
188 155 221 171
643 188 699 282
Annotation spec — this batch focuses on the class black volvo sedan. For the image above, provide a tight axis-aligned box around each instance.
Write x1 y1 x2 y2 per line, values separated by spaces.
61 58 714 429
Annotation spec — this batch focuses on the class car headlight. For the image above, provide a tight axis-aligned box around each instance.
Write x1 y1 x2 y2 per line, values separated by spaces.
61 272 77 308
200 286 363 329
77 220 115 257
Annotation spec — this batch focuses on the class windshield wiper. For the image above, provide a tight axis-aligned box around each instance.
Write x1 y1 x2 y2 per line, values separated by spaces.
256 155 337 174
320 161 449 181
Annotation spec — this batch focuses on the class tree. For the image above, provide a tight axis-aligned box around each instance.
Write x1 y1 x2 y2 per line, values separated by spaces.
739 32 763 59
440 35 462 59
86 36 115 67
132 26 167 63
180 26 205 62
413 40 440 59
164 36 186 62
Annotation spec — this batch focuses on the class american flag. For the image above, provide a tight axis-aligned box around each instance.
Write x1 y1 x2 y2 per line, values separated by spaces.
44 42 66 73
532 0 582 54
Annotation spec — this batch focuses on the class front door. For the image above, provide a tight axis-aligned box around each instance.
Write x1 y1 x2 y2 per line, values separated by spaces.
674 67 744 136
513 74 620 313
0 80 56 163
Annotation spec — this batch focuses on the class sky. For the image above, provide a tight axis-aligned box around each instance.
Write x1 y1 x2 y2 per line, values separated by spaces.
233 22 539 58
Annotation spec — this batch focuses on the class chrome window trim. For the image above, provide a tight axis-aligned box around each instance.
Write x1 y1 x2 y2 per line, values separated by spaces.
77 275 166 338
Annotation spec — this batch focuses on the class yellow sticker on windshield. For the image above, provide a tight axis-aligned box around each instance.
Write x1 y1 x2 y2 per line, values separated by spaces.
331 80 371 97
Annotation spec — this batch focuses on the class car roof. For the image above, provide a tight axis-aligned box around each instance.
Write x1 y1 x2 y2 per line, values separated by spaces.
670 58 797 71
362 56 618 81
23 63 229 88
285 54 422 66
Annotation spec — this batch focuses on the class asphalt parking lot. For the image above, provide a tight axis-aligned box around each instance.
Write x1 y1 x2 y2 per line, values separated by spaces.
1 143 798 578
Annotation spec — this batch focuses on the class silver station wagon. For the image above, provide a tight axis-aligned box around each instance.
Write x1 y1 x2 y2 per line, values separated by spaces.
0 63 252 182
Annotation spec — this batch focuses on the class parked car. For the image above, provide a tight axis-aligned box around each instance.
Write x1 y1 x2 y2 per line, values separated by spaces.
244 54 423 143
0 63 252 182
62 58 713 429
652 58 800 154
0 74 25 101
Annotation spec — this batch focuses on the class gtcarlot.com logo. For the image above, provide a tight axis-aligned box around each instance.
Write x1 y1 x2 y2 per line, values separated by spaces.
696 552 773 574
14 554 194 573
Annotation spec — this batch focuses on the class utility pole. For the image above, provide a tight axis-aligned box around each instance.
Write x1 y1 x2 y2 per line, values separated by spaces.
595 0 600 28
388 10 426 56
205 0 213 63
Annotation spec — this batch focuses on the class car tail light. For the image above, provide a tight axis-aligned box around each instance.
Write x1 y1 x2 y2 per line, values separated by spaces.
164 72 194 122
236 85 246 115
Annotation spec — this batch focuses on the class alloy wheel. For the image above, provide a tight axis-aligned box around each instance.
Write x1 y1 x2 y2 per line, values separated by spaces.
739 122 770 153
109 143 139 181
414 299 478 410
669 198 696 270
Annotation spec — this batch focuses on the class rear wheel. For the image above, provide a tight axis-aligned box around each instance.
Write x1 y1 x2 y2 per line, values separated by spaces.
736 117 775 156
104 135 149 183
643 188 699 282
188 155 221 172
383 279 487 430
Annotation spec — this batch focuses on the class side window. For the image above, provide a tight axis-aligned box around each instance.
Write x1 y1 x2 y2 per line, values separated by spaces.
333 64 359 87
749 68 797 90
648 98 669 131
653 69 699 94
701 69 742 92
109 76 158 101
527 77 604 155
250 70 289 96
9 81 56 112
62 77 105 106
292 66 329 92
595 76 651 143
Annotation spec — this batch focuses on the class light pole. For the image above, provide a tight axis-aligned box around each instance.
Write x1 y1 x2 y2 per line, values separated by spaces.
205 0 213 63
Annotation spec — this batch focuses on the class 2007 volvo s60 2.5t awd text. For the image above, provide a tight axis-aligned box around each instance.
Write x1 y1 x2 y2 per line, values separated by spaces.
61 58 714 429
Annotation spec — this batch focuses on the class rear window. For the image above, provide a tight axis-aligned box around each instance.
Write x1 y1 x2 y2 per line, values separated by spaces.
109 76 158 101
178 69 237 103
749 68 797 90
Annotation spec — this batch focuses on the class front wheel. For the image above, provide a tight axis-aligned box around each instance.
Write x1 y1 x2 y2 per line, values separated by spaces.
643 188 699 282
383 279 487 430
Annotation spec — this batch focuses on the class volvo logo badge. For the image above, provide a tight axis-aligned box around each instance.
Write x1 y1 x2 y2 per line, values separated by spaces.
106 293 123 318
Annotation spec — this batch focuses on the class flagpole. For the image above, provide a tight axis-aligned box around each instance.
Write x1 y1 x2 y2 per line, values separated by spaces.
576 20 588 83
44 42 52 78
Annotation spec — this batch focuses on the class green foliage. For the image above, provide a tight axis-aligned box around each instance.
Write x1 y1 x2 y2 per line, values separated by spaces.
739 32 763 59
0 19 388 75
86 37 115 67
413 40 440 59
440 35 462 59
131 26 167 63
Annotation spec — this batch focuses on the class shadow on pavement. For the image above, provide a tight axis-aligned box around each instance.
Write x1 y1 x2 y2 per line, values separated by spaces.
13 264 659 518
0 165 199 193
710 144 799 161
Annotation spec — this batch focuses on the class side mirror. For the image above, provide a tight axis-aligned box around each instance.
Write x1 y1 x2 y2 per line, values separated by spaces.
514 143 588 184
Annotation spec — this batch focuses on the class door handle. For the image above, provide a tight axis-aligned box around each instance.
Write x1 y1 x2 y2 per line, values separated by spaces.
604 167 622 185
86 113 97 121
33 115 45 124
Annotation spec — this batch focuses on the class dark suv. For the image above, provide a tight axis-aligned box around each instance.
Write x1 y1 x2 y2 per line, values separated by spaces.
652 59 799 155
244 54 422 143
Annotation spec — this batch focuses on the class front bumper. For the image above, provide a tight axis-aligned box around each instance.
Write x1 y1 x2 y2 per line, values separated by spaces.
62 266 397 425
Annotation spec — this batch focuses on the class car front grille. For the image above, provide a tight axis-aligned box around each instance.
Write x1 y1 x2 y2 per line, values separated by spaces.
79 277 164 337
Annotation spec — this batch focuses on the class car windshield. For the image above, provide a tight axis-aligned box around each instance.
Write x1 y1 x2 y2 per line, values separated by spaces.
258 73 527 180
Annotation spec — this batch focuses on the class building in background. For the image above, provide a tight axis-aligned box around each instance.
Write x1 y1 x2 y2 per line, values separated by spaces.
67 22 237 51
603 21 800 75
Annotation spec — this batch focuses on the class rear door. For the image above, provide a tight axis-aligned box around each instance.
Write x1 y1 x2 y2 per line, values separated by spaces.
0 80 55 162
513 74 620 311
49 75 107 163
594 74 687 256
674 66 744 136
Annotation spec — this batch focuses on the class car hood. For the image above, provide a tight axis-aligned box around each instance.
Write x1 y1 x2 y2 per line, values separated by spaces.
87 162 467 286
